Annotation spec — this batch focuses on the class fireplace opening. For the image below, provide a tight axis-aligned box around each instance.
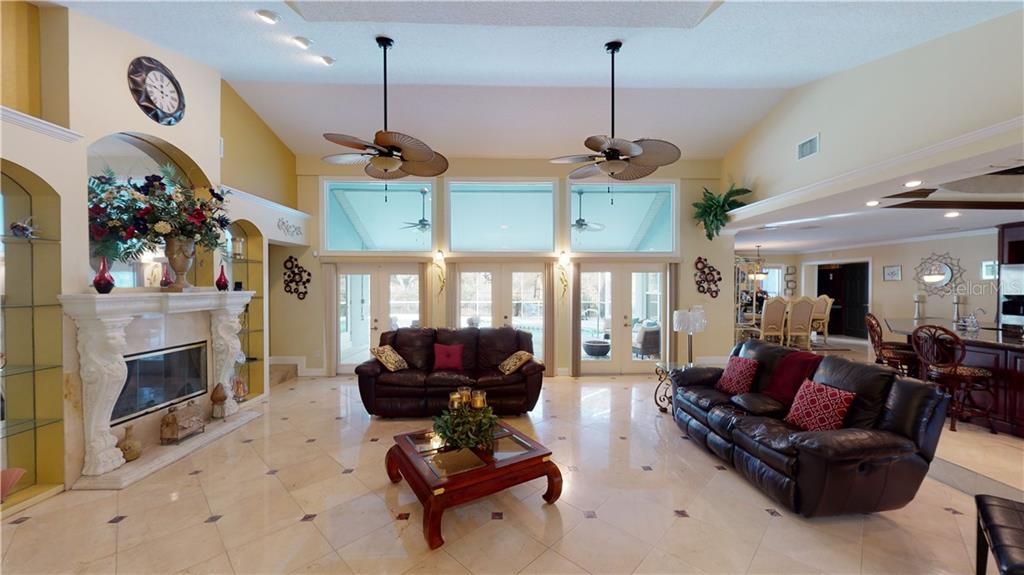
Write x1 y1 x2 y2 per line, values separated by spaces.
112 342 208 425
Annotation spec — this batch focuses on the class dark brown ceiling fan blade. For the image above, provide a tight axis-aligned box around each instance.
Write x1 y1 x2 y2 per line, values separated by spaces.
609 163 657 181
322 153 372 165
584 135 611 153
401 152 449 177
324 133 380 151
583 135 642 157
364 163 409 180
550 154 601 164
374 130 434 162
568 163 602 180
630 139 681 167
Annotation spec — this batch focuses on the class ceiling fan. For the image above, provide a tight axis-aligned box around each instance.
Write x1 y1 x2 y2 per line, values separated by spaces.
550 41 680 181
322 36 449 179
571 190 605 232
401 188 431 232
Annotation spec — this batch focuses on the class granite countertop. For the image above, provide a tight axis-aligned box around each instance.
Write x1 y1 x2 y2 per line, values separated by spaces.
885 317 1024 351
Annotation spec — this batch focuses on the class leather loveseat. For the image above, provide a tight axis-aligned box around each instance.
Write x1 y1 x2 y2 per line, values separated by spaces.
671 339 950 517
355 326 544 417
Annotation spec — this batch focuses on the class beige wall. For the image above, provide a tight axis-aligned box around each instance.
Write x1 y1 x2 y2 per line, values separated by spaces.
722 11 1024 206
220 81 297 208
1 1 41 117
271 156 736 372
789 232 999 341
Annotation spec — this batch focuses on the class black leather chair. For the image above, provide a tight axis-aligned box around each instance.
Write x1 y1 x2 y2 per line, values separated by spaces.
670 339 950 517
976 494 1024 575
355 326 544 417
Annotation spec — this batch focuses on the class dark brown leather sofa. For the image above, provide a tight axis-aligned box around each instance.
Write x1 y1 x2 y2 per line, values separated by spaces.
355 326 544 417
671 339 950 517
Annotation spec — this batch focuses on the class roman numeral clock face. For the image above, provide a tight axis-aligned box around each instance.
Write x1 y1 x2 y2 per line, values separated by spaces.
127 57 185 125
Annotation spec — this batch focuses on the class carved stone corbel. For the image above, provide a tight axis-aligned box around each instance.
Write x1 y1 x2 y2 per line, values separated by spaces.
210 305 246 417
75 316 133 476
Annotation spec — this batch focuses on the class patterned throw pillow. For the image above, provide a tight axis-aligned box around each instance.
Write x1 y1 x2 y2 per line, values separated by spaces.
715 356 759 395
498 351 534 375
784 379 856 431
370 345 409 372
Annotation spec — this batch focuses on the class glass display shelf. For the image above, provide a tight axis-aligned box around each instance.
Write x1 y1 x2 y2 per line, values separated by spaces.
243 357 262 364
1 303 62 310
238 328 264 335
228 257 263 264
0 364 62 378
0 418 62 440
0 235 60 244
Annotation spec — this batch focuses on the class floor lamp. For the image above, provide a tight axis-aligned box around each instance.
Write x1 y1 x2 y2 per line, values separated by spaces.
673 306 707 365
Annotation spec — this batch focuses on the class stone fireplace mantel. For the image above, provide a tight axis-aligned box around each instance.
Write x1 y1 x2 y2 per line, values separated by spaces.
60 290 254 476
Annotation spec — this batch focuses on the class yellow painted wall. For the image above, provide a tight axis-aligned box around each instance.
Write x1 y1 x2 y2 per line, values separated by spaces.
1 1 41 117
220 80 297 208
722 11 1024 205
271 156 736 372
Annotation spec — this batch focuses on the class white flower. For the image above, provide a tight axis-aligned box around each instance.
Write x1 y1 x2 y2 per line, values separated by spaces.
102 191 115 203
153 221 172 234
132 192 147 202
172 193 184 203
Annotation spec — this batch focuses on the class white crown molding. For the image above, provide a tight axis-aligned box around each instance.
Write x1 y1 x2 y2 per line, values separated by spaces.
0 105 83 143
795 227 998 255
728 116 1024 222
220 184 311 219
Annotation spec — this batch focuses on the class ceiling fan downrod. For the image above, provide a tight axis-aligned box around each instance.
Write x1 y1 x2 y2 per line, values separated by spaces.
377 36 393 132
605 40 621 139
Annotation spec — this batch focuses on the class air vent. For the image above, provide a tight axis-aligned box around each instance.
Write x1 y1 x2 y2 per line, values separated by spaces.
797 134 819 160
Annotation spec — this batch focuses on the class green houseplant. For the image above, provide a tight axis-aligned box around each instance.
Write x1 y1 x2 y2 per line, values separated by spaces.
432 406 499 451
692 184 752 241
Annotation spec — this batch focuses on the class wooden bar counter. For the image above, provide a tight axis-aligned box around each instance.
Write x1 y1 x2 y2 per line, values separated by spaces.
886 318 1024 437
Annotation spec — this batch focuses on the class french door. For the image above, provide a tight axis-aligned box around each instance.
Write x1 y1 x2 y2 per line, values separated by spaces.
457 264 546 361
337 264 422 371
578 263 666 374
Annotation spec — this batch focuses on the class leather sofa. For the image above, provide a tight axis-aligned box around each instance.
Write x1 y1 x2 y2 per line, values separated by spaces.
671 339 950 517
355 326 544 417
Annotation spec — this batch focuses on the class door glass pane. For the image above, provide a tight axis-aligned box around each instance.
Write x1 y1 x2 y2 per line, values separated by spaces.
459 272 492 328
631 272 662 360
389 273 420 330
339 274 372 365
511 271 544 361
580 271 612 362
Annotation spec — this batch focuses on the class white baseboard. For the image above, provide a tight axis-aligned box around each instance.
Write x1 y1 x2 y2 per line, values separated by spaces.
556 368 570 376
270 355 327 377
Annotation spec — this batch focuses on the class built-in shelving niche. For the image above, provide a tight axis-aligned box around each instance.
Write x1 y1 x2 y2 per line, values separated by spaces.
1 166 64 510
226 220 265 401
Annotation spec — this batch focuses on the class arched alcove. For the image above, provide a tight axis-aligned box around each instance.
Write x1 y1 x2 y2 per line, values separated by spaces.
85 133 216 288
0 159 64 507
225 219 266 400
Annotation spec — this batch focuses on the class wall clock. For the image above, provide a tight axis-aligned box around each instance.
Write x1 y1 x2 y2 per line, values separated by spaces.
127 56 185 125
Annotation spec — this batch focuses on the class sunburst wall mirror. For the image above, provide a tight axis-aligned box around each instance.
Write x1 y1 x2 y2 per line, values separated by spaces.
915 252 964 296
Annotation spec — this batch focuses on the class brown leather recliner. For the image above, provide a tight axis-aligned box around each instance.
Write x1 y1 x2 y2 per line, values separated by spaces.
670 339 950 517
355 326 544 417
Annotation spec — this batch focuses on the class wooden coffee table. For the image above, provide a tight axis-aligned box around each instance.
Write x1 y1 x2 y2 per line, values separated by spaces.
385 420 562 549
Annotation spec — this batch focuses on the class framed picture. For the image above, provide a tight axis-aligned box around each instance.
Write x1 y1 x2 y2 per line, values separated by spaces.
883 265 902 282
981 260 999 280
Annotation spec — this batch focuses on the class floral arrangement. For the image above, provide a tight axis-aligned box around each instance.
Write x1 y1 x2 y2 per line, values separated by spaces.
432 405 498 451
87 165 230 261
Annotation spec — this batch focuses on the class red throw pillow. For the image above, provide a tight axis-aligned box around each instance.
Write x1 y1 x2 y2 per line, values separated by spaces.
762 351 825 406
784 379 856 431
716 356 759 395
433 343 464 371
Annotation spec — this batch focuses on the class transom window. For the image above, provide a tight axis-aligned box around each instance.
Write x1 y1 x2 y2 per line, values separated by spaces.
449 182 554 252
569 183 674 253
324 181 432 252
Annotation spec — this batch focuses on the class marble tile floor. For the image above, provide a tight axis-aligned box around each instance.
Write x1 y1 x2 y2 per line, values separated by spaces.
1 374 1000 574
935 420 1024 492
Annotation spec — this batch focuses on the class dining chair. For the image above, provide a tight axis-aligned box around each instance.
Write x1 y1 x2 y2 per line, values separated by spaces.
753 296 788 343
786 296 816 350
865 313 919 378
910 324 995 433
810 295 834 344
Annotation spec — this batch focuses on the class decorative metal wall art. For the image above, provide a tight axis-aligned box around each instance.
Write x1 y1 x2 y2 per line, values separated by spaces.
283 256 311 300
915 252 964 297
694 257 722 298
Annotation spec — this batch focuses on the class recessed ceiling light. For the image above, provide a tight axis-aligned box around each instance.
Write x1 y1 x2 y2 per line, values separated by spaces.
944 211 961 218
320 56 336 66
255 9 279 24
904 180 923 188
865 200 880 207
291 36 313 50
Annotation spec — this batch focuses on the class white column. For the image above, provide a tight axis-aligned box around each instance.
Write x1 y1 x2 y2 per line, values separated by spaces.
75 316 132 476
210 304 246 417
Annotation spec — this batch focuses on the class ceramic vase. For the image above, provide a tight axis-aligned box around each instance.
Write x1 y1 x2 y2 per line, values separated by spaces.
211 383 228 419
215 264 229 291
164 236 196 292
159 263 173 288
92 256 115 294
117 424 142 462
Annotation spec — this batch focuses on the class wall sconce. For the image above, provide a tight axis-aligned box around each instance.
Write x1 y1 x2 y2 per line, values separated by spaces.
432 250 446 295
557 251 571 298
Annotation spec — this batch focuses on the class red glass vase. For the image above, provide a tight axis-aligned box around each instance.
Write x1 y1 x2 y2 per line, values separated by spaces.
215 264 229 292
159 263 173 288
92 256 115 294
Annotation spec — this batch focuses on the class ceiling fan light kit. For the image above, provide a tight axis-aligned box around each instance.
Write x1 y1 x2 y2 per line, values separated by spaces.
321 36 449 180
550 40 681 181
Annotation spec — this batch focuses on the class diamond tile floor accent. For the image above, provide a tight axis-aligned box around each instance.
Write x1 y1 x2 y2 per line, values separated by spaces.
107 515 126 524
0 374 991 574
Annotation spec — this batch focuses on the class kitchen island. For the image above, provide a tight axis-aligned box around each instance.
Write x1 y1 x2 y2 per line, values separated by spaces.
886 317 1024 436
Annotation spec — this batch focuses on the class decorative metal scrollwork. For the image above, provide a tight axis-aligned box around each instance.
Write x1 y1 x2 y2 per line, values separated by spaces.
283 256 312 300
